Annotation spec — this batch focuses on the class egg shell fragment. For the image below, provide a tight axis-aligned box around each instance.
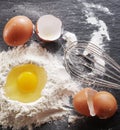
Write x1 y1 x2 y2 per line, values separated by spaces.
36 15 63 42
93 91 118 119
86 88 97 116
73 87 97 116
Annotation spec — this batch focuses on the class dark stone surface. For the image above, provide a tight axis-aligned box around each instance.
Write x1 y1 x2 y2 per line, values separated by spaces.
0 0 120 130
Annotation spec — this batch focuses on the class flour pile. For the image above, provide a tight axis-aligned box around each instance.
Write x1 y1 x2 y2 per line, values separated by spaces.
0 42 80 129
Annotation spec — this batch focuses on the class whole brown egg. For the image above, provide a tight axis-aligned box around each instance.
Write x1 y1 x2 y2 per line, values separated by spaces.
3 15 33 46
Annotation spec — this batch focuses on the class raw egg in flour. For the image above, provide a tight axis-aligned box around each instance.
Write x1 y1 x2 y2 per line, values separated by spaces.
3 15 33 46
4 64 47 103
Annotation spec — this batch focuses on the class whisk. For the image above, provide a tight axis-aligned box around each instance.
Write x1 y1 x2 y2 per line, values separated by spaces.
64 41 120 89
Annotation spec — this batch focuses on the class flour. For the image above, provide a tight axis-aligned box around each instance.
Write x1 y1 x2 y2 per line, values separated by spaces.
62 31 78 47
0 41 80 130
82 2 111 49
82 2 112 74
82 2 113 15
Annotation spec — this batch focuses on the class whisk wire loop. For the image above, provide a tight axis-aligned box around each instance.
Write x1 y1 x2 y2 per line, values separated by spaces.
64 41 120 89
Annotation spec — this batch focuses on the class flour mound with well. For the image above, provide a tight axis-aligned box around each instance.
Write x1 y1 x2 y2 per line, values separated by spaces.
0 42 80 129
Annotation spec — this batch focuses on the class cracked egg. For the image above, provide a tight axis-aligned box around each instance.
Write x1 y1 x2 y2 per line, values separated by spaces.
4 63 47 103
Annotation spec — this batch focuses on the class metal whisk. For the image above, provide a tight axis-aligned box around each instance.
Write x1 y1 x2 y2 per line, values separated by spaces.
64 41 120 89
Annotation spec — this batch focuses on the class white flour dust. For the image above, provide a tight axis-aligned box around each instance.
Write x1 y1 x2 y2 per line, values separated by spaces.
0 42 80 129
83 2 113 15
82 2 112 48
62 31 78 47
82 2 112 73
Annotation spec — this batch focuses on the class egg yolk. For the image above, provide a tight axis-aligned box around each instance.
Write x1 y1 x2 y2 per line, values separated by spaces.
4 64 47 103
17 72 38 93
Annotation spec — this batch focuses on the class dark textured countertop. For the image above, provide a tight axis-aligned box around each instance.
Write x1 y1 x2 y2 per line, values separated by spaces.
0 0 120 130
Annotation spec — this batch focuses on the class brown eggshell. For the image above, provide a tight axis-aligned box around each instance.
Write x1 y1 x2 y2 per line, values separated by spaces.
3 15 33 46
73 88 92 116
93 91 118 119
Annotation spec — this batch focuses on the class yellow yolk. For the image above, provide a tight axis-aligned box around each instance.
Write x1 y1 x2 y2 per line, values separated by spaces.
4 64 47 103
17 72 38 93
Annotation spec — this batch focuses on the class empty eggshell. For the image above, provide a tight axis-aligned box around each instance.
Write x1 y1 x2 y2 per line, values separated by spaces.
36 15 63 41
73 87 97 116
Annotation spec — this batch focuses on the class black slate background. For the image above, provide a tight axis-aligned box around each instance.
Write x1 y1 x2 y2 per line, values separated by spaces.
0 0 120 130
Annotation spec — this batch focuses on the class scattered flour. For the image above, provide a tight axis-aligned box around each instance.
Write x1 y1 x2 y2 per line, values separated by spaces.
62 2 112 80
0 41 80 129
82 2 112 73
82 2 113 15
82 2 111 48
68 115 84 124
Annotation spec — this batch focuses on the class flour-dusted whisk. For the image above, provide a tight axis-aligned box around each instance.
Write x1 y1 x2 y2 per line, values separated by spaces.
64 41 120 89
